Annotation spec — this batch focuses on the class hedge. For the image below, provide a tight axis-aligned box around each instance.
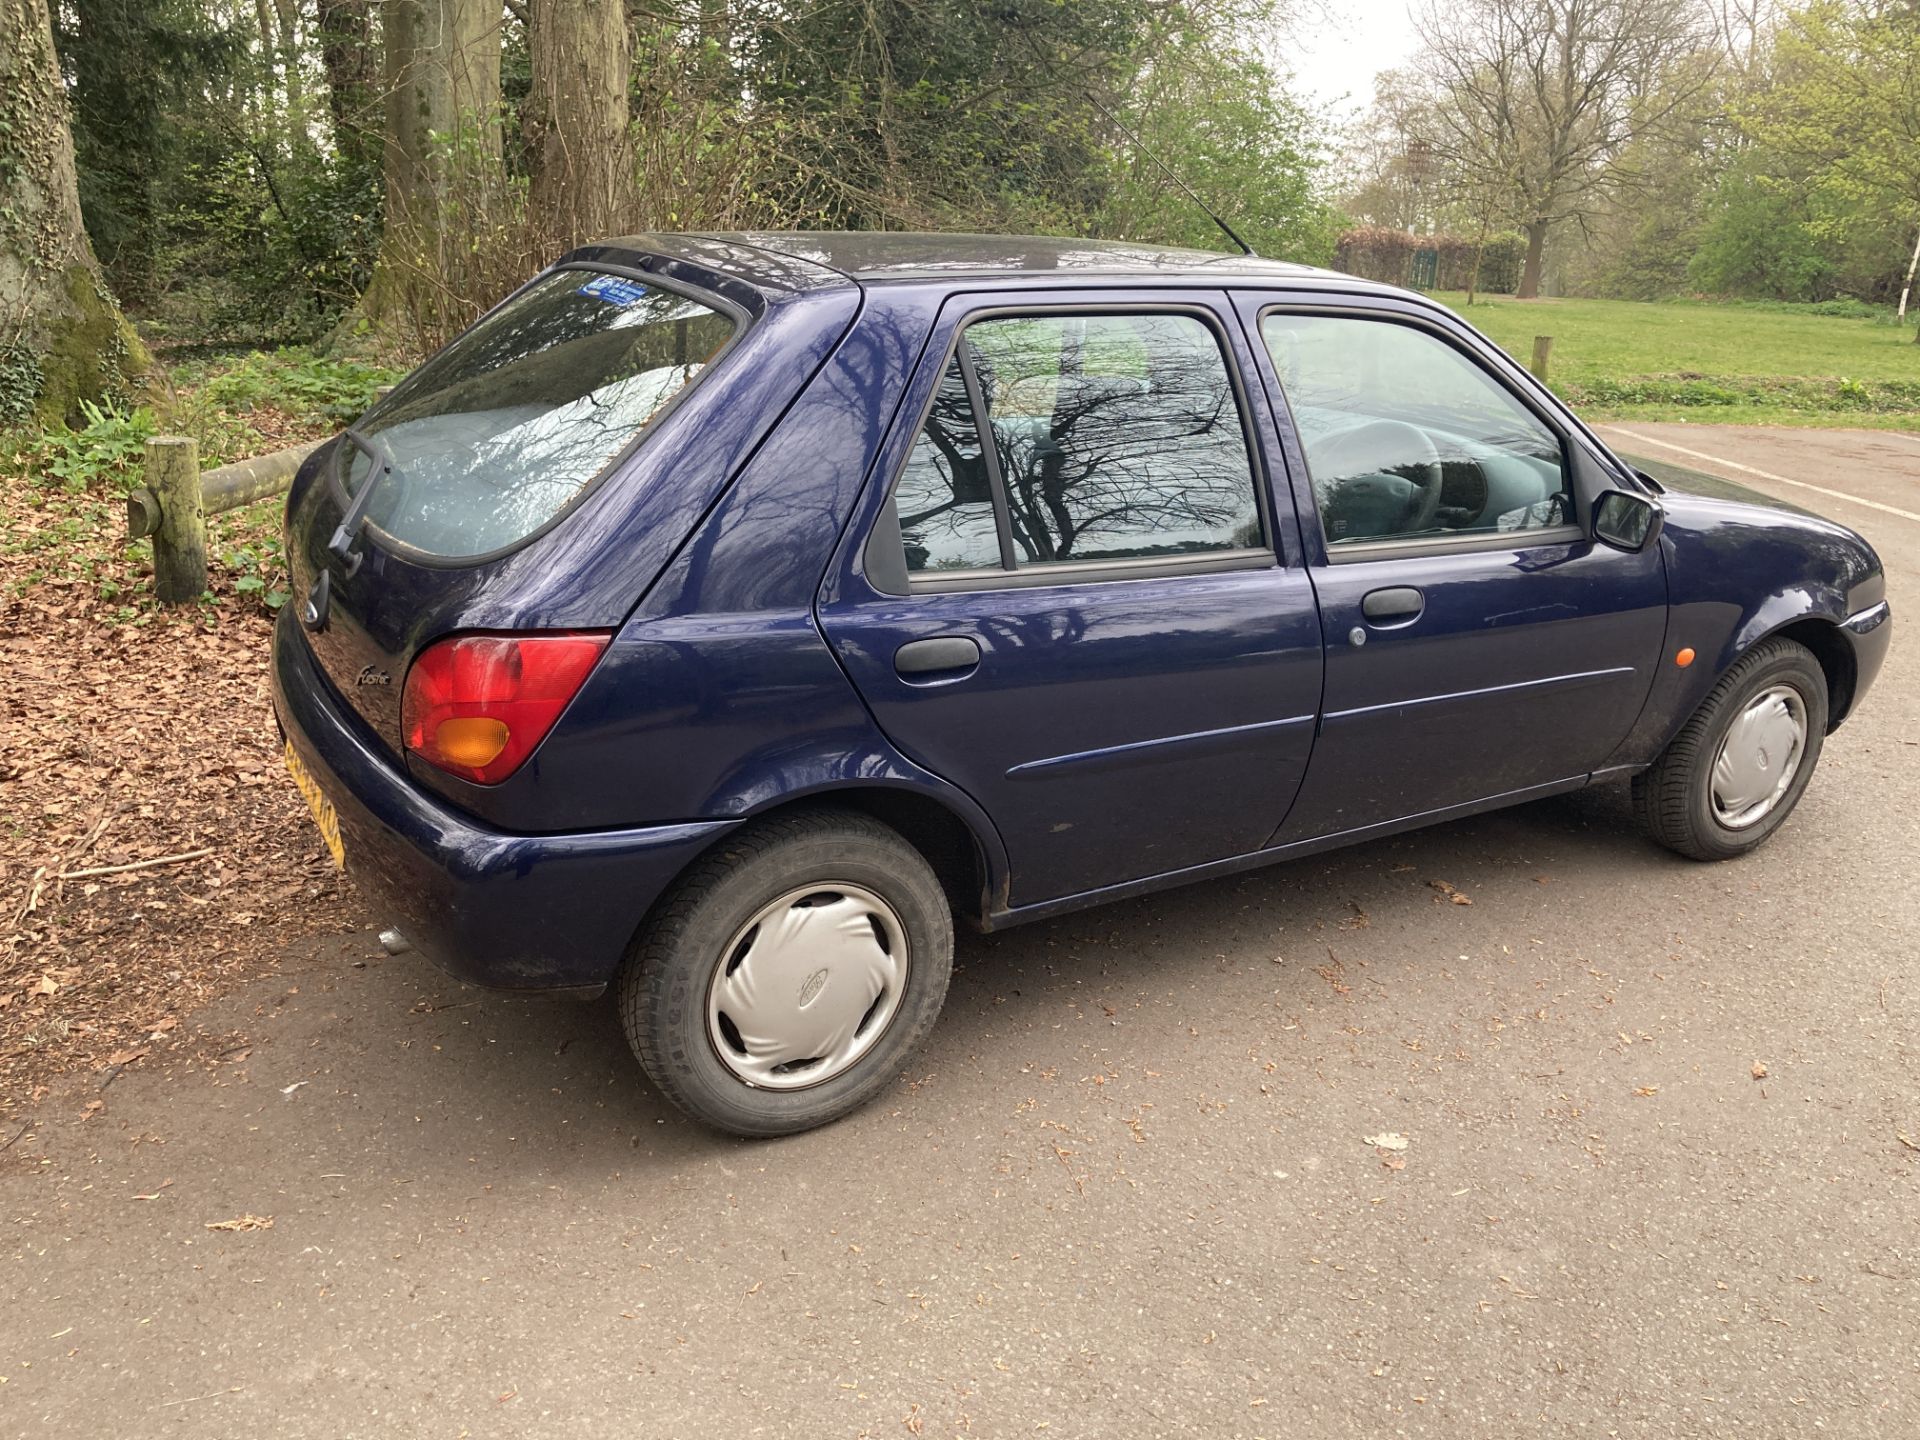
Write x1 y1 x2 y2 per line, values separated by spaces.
1333 228 1525 294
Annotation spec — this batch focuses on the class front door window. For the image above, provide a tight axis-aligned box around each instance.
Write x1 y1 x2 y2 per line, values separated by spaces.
1259 314 1572 550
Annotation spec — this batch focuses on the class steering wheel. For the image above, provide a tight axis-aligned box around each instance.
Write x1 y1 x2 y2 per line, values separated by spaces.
1305 419 1445 536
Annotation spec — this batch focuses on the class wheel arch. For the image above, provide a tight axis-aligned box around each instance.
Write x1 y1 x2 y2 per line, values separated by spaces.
628 783 1008 959
1759 616 1857 732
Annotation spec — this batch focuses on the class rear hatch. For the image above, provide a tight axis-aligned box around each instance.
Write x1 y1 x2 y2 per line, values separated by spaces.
283 252 855 787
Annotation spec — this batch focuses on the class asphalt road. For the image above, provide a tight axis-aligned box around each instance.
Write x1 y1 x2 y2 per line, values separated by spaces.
5 423 1917 1439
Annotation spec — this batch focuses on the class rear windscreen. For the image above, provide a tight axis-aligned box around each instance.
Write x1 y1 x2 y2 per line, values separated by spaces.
340 270 738 559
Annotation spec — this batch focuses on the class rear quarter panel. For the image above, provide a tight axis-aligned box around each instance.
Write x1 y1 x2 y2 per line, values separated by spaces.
467 282 1010 897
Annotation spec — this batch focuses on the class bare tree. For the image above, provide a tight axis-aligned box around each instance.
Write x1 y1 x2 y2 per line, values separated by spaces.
1412 0 1717 297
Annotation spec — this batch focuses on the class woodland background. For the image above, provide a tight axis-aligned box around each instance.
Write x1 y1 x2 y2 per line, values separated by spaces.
3 0 1919 438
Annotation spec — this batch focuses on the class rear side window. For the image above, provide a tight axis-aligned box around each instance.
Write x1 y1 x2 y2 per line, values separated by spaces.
889 310 1264 582
342 270 737 560
894 353 1004 573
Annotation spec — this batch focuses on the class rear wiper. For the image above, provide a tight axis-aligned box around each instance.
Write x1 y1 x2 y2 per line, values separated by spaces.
328 427 397 576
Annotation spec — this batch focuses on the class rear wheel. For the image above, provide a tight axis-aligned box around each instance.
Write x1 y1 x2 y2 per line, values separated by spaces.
619 810 953 1136
1632 637 1828 861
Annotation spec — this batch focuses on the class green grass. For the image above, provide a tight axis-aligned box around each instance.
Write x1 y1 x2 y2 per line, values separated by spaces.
1432 293 1920 428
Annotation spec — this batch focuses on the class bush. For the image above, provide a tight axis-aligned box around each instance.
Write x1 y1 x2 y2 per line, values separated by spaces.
1689 172 1832 302
30 399 159 493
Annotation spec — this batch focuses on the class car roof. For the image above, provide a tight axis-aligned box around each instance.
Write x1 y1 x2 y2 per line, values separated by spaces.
581 230 1371 297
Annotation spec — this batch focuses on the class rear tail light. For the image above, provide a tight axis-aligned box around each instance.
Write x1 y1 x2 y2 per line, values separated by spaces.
401 632 610 785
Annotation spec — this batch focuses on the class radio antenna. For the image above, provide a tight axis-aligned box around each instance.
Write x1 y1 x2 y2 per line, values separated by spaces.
1085 93 1258 258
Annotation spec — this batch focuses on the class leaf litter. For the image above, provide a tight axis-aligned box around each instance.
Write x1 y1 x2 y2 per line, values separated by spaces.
1 432 361 1121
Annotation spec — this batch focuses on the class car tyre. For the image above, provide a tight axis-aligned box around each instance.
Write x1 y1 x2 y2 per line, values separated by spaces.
619 809 953 1137
1632 636 1828 861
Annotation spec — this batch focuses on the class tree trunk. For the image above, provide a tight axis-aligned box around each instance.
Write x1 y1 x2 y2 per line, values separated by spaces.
352 0 502 339
1517 219 1549 300
272 0 305 115
1465 216 1490 306
0 0 154 425
526 0 634 251
382 0 503 233
1900 222 1920 341
316 0 379 172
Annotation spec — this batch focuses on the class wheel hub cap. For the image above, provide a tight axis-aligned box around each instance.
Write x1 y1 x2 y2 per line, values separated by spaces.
706 884 908 1090
1710 684 1807 829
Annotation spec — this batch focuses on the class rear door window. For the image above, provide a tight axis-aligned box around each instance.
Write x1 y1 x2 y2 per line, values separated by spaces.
341 270 738 560
888 309 1265 584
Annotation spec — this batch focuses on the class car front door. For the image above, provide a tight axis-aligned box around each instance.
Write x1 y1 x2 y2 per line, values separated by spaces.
1233 293 1670 843
818 291 1324 907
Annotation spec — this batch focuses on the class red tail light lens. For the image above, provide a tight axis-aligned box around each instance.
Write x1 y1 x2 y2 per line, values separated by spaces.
401 632 610 785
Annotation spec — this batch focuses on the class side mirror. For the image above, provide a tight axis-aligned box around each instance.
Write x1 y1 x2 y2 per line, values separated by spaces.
1592 490 1663 552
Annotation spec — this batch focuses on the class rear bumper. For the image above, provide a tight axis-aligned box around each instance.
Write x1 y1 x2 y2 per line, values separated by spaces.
271 611 736 992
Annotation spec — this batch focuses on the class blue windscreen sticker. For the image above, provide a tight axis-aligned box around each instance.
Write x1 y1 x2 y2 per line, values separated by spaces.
578 274 650 305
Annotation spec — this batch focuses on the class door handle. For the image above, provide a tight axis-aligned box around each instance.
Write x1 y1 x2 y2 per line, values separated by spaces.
894 636 981 677
1361 586 1425 624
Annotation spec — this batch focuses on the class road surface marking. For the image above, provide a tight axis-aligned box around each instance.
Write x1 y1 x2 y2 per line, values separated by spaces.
1608 427 1920 525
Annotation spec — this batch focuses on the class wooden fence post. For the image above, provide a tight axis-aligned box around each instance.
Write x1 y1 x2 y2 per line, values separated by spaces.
1529 335 1554 382
147 436 206 604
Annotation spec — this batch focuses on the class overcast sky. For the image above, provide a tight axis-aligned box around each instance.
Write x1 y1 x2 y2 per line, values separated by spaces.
1285 0 1424 119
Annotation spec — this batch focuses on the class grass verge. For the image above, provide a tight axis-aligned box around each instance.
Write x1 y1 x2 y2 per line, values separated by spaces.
1434 293 1920 429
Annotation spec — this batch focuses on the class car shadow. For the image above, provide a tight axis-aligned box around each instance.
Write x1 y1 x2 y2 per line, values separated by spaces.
278 782 1665 1174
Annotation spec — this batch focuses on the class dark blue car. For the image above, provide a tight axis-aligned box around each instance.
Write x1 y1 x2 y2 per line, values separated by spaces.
272 233 1892 1135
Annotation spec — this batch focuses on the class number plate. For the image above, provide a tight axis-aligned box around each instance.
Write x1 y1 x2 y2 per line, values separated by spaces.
283 740 345 869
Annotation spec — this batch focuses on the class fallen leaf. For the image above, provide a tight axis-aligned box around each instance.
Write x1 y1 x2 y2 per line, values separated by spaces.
32 975 58 997
1751 1062 1768 1080
279 1081 307 1097
1428 880 1472 905
107 1046 148 1067
81 1100 103 1120
203 1215 273 1232
1634 1086 1660 1097
1364 1132 1409 1151
1382 1154 1407 1171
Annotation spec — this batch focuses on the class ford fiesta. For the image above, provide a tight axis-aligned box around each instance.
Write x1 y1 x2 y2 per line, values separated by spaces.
272 232 1891 1135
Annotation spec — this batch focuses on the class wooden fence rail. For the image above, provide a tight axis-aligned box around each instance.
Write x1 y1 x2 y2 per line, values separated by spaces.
127 436 322 604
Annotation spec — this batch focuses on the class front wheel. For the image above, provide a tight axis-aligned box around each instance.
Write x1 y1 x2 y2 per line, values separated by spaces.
1632 637 1829 861
619 810 954 1137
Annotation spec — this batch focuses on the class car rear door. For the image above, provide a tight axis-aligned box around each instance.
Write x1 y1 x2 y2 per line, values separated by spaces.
817 289 1324 908
1232 291 1669 843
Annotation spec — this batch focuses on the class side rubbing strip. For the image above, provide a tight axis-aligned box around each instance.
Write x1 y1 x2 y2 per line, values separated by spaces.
1007 714 1316 780
1323 667 1637 723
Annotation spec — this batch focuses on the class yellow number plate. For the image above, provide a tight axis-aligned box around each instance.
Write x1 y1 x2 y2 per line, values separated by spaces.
283 740 346 869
